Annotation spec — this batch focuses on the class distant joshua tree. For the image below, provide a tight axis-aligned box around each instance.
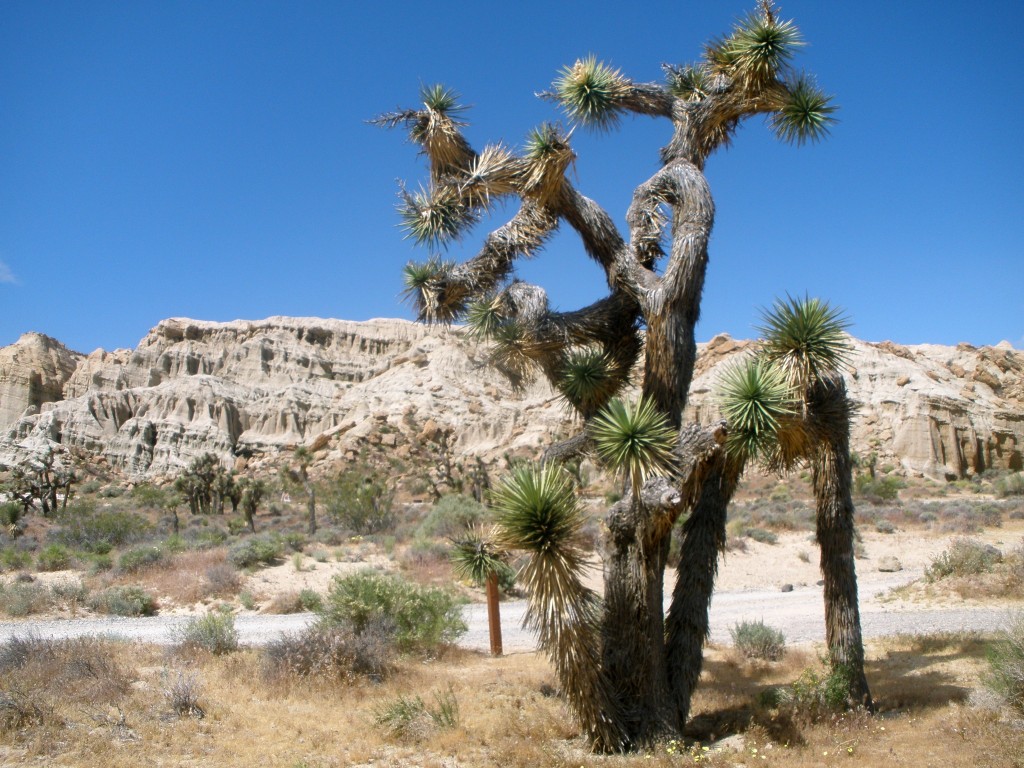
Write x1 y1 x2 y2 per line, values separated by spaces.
378 1 866 751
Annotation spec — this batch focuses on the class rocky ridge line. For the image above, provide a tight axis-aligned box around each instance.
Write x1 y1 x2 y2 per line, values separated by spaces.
0 317 1020 482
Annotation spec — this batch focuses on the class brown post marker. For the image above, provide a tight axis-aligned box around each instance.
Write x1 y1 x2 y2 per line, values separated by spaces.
486 571 503 656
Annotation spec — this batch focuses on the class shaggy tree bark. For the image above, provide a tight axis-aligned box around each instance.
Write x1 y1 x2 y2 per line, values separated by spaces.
808 378 873 710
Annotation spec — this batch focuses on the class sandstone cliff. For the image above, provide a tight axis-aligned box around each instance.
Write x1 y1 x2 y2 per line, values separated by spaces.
0 317 1020 483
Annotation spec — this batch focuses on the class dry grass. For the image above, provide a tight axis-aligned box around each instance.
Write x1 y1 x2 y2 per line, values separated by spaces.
1 633 1021 768
94 547 237 606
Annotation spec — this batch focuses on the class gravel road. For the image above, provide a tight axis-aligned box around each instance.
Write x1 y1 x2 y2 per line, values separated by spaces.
0 578 1014 653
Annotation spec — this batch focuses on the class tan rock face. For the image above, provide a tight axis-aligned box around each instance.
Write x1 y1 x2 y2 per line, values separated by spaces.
0 333 83 428
684 337 1024 481
1 318 1021 483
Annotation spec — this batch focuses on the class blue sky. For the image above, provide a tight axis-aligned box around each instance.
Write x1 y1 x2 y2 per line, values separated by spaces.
2 0 1021 353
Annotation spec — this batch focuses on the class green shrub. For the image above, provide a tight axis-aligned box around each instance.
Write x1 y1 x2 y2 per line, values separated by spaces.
926 538 1002 581
0 548 32 571
319 571 466 653
744 527 778 545
228 535 283 568
51 507 151 553
50 579 89 609
299 589 323 612
995 473 1024 498
89 585 157 616
854 475 905 502
118 545 165 573
730 620 786 661
984 613 1024 714
281 533 307 552
373 686 459 740
175 611 238 655
0 581 53 616
325 468 396 535
35 543 71 571
780 663 856 718
416 494 486 539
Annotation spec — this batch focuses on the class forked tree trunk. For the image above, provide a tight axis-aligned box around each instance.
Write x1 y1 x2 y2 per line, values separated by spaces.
809 379 873 710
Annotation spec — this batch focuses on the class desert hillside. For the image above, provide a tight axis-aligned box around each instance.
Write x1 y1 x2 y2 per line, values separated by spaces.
0 317 1021 482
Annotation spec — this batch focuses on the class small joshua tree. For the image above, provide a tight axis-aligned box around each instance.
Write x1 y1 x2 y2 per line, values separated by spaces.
378 2 858 750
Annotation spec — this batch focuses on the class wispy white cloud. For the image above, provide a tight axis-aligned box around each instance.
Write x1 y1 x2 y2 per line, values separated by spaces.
0 260 16 284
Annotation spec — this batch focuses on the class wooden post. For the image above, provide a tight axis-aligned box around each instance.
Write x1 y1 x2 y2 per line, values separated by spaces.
486 571 503 657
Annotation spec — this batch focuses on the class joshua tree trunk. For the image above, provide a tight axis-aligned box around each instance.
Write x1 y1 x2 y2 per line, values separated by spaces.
665 459 740 725
809 378 873 710
306 482 317 536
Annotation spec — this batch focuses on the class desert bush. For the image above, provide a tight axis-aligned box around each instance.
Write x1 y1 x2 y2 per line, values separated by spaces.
995 473 1024 498
299 588 323 612
161 667 205 718
854 474 905 502
50 506 151 553
416 494 486 539
0 581 52 616
926 538 1002 581
266 591 305 614
203 562 242 596
0 547 32 571
50 579 89 612
319 570 466 654
88 585 158 616
778 663 858 719
325 467 396 535
744 527 778 545
36 543 72 571
228 535 283 568
401 536 450 567
174 611 238 655
373 686 459 740
730 619 786 661
875 519 896 534
984 613 1024 714
183 525 228 549
118 544 165 573
261 621 393 684
0 635 132 732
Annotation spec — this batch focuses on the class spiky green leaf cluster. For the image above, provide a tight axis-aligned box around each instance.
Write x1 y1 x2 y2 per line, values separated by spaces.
770 76 837 145
493 463 584 555
557 349 619 419
553 56 629 130
665 63 713 102
758 295 851 391
590 398 676 496
401 258 467 323
450 525 510 586
398 186 478 248
706 4 802 87
464 295 505 340
524 123 570 160
718 357 795 462
420 83 465 116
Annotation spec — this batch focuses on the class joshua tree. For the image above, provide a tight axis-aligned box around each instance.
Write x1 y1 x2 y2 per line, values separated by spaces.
731 296 872 709
238 477 268 534
450 525 511 657
290 447 317 535
379 2 840 750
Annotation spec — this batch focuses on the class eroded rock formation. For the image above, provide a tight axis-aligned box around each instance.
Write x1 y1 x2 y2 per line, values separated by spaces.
0 318 1020 483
